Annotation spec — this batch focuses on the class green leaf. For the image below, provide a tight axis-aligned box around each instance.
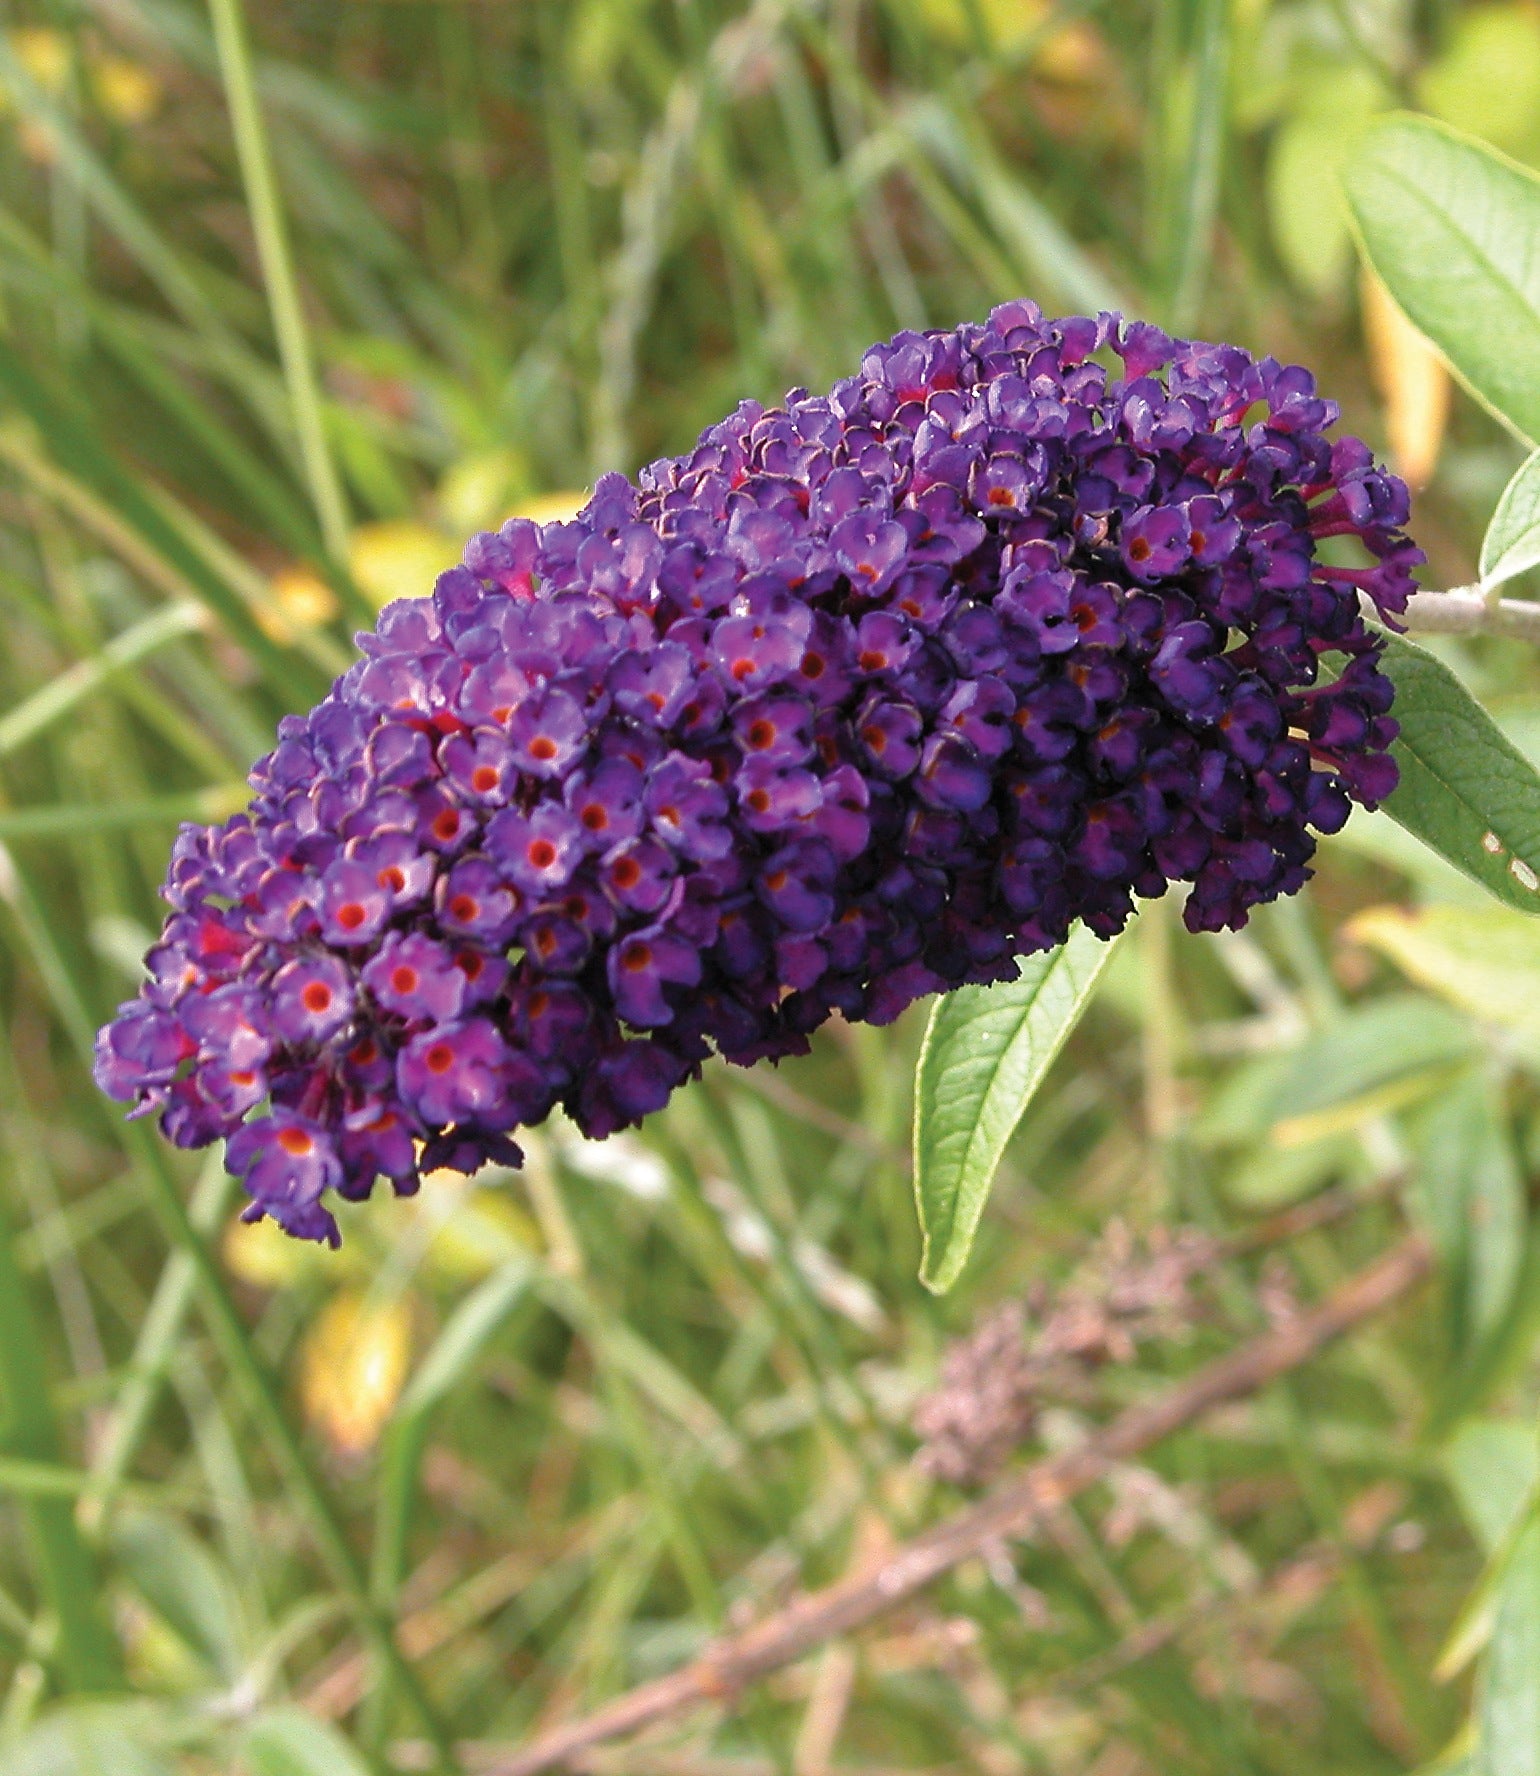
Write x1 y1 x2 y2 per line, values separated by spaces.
1410 1071 1525 1353
0 1200 122 1695
913 923 1121 1294
372 1257 532 1616
1481 1518 1540 1774
109 1513 245 1684
1267 66 1388 294
1447 1421 1540 1556
1195 993 1474 1151
3 1703 184 1776
1267 992 1476 1122
1349 903 1540 1061
1482 451 1540 594
1375 630 1540 914
1345 116 1540 445
1430 1219 1540 1437
241 1708 373 1776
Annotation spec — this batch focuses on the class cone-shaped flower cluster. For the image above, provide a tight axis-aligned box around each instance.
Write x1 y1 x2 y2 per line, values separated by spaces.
95 304 1419 1244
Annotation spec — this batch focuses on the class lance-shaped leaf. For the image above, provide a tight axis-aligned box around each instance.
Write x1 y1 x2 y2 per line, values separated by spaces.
1480 1516 1540 1774
1482 451 1540 594
1373 630 1540 913
1346 115 1540 445
913 922 1121 1293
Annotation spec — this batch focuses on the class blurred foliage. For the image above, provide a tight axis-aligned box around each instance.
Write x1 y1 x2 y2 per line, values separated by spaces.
0 1 1539 1772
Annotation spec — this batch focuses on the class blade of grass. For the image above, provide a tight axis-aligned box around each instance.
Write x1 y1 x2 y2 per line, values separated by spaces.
0 207 326 560
0 352 337 695
0 796 239 842
79 1155 235 1535
205 0 353 567
0 1193 122 1693
1155 0 1230 333
0 855 458 1775
0 601 206 758
0 567 249 783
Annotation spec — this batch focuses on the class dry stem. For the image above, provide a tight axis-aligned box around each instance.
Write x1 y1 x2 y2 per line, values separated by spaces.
476 1232 1433 1776
1394 585 1540 643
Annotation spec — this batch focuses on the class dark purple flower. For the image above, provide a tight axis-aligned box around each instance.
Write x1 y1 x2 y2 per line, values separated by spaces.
226 1112 343 1246
362 930 467 1023
397 1016 525 1128
96 301 1419 1241
607 926 702 1027
485 803 584 896
436 856 522 946
270 954 355 1045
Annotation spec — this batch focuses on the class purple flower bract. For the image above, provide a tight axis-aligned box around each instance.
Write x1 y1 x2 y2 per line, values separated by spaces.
95 304 1420 1244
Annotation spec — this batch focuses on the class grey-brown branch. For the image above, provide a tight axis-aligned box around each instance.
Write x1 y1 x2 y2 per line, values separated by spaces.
1397 584 1540 643
476 1231 1433 1776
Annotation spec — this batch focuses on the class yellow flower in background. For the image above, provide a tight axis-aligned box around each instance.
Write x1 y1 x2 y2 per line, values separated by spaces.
1361 269 1450 491
257 563 340 643
513 490 591 526
223 1211 366 1288
347 521 459 611
299 1289 414 1458
5 28 161 122
265 483 596 626
438 447 531 535
93 56 161 126
9 27 70 94
913 0 1102 78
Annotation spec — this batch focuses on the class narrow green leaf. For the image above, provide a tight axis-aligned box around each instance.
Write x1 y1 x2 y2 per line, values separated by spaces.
1152 0 1231 330
1447 1421 1539 1556
913 923 1121 1294
1375 630 1540 913
3 1702 183 1776
1345 115 1540 445
109 1515 245 1685
1481 1518 1540 1773
372 1257 531 1611
241 1708 373 1776
206 0 353 564
1267 993 1476 1123
0 1198 122 1694
1429 1217 1540 1439
0 794 240 843
0 602 206 759
1482 451 1540 593
1350 903 1540 1058
928 108 1127 317
1411 1071 1525 1353
0 341 330 698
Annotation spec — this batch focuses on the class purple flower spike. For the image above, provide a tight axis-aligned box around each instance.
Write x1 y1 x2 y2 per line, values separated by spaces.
95 302 1420 1242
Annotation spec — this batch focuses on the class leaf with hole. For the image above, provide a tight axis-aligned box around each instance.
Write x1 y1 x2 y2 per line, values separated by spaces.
1371 631 1540 914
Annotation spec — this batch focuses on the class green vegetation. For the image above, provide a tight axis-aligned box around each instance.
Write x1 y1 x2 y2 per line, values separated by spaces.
3 3 1540 1771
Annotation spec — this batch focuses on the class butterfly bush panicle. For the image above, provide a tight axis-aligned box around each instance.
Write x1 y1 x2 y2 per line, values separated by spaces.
95 304 1420 1244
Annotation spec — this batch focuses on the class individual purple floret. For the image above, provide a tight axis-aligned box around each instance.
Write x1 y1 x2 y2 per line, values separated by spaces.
95 304 1420 1244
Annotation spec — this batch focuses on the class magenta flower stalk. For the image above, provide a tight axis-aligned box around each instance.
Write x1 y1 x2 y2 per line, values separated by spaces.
95 303 1420 1244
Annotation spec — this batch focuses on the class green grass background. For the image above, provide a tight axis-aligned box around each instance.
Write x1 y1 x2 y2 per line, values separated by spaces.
0 2 1538 1771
